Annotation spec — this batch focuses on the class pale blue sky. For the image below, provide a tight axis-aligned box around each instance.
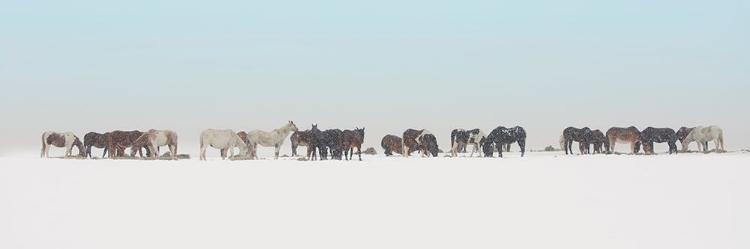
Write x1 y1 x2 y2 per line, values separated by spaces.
1 0 748 154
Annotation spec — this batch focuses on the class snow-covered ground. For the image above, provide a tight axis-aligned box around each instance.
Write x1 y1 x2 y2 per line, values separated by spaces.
1 150 749 249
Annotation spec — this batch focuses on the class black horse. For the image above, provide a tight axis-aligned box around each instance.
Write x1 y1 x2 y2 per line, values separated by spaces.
83 132 110 158
640 127 678 154
483 126 526 158
308 124 326 160
322 129 344 160
562 127 595 155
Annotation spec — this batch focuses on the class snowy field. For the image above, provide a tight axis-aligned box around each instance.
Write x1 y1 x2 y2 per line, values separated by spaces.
2 149 750 249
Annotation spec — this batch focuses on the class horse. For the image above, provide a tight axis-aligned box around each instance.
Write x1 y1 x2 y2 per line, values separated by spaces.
403 129 439 157
381 134 403 156
605 126 642 154
483 126 526 158
84 132 110 158
450 128 485 157
107 130 148 158
290 130 308 157
247 121 299 160
41 131 84 158
219 131 256 159
562 127 595 155
591 129 607 154
199 129 249 160
451 129 469 157
676 127 707 151
342 128 365 161
131 129 178 158
321 129 344 160
682 125 724 152
640 127 678 154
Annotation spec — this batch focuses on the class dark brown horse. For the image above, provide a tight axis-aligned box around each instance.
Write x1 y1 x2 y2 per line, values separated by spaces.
605 126 642 154
562 127 594 155
591 129 607 154
84 132 110 158
640 127 678 154
342 128 365 161
403 129 439 157
381 134 403 156
107 130 148 158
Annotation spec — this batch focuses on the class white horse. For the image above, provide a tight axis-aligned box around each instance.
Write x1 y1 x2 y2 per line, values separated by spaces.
199 129 249 160
132 129 179 158
451 129 486 157
247 121 299 159
41 131 84 158
682 125 724 152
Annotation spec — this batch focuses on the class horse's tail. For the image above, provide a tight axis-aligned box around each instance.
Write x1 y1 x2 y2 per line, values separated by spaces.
719 131 725 151
450 130 457 149
41 132 47 158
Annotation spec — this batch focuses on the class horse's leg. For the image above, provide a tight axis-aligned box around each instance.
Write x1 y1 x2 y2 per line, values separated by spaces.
496 143 503 158
274 145 280 160
519 140 526 157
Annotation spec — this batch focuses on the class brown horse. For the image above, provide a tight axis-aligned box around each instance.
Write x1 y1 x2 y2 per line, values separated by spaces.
84 132 110 158
41 131 85 158
342 128 365 161
381 134 403 156
403 129 439 157
591 129 606 154
606 126 642 154
107 130 148 158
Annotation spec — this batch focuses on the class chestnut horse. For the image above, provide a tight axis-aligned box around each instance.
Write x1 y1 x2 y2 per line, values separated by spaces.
131 129 179 158
403 129 439 157
342 128 365 161
84 132 110 158
381 134 403 156
605 126 642 154
41 131 84 158
107 130 148 158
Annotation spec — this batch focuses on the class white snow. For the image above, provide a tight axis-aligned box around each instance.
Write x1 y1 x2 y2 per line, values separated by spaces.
1 151 749 249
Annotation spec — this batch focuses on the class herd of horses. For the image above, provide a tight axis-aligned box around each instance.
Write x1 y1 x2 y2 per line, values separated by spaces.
380 126 527 158
560 125 725 155
39 122 726 160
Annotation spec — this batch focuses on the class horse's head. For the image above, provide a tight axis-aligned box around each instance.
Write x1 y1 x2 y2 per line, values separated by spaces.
676 127 691 143
482 139 494 157
74 137 85 157
422 134 439 157
288 121 299 132
634 141 641 154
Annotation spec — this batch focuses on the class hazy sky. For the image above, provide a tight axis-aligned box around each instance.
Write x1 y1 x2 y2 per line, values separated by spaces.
1 0 748 155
